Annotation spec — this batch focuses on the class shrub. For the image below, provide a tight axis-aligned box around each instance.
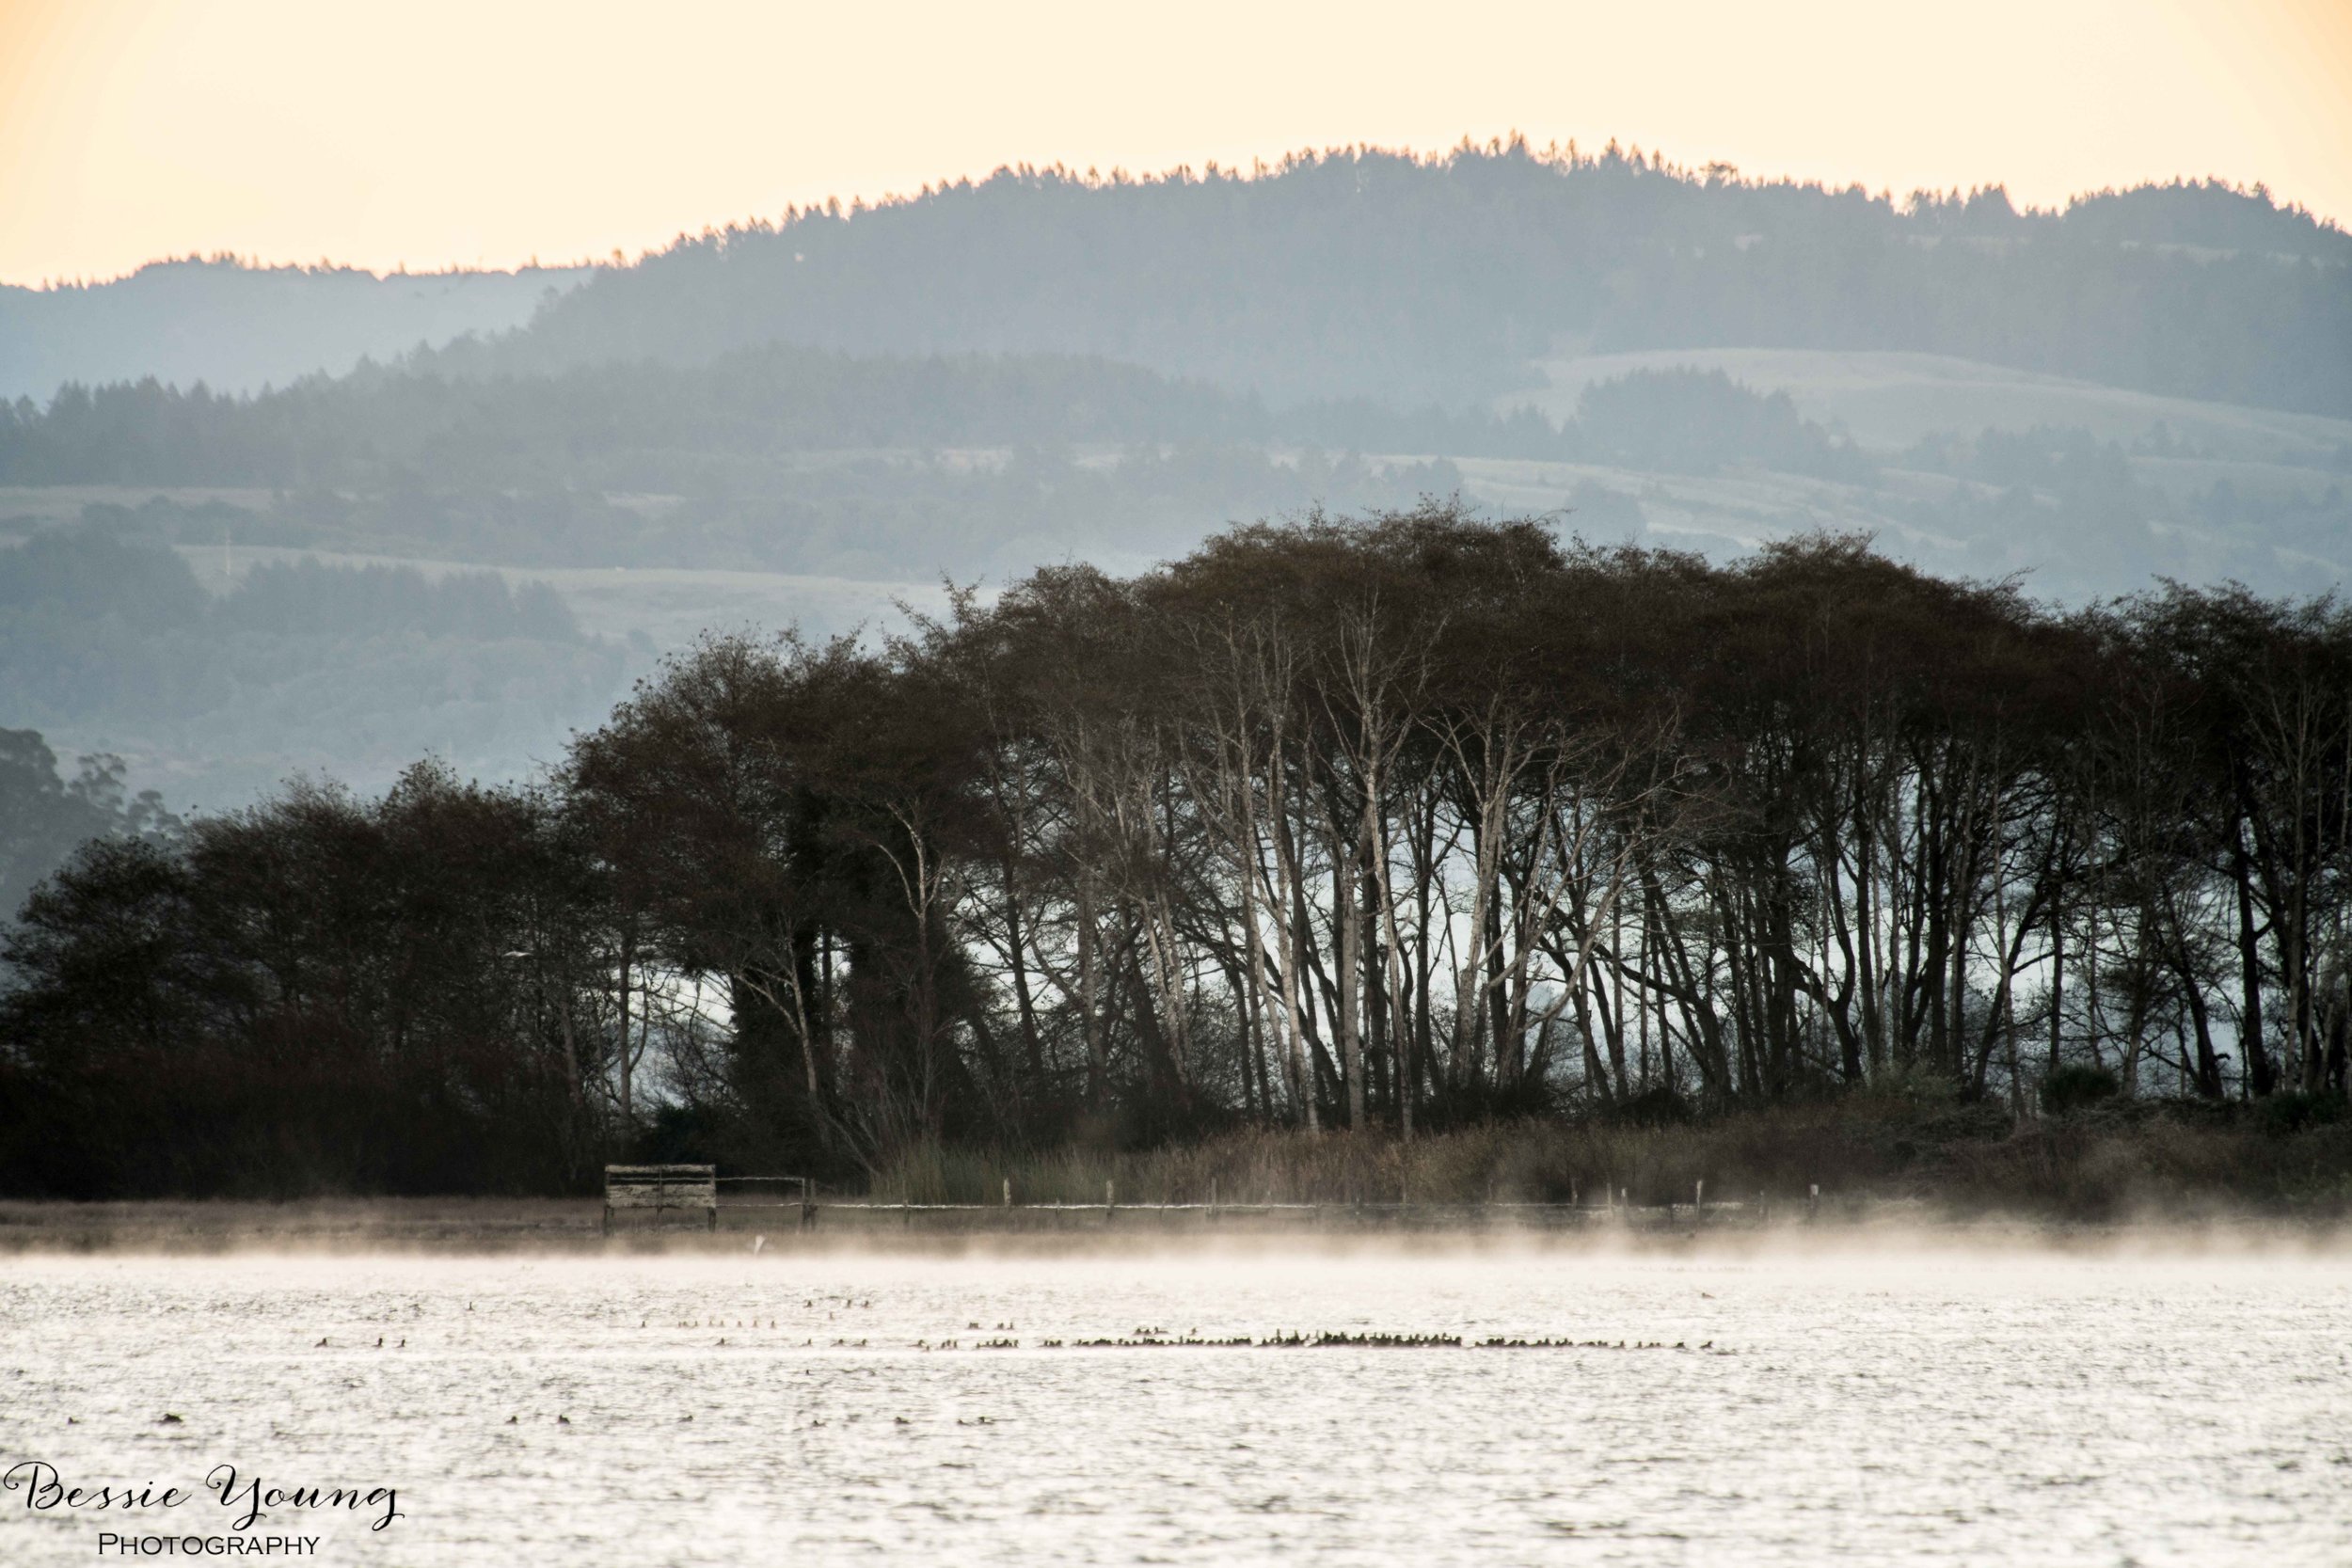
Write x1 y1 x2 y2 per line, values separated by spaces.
2041 1063 2122 1117
2259 1091 2348 1136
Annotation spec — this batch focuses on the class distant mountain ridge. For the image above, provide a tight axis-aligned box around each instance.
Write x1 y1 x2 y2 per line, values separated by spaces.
0 258 590 403
461 145 2352 418
7 150 2347 812
6 149 2345 420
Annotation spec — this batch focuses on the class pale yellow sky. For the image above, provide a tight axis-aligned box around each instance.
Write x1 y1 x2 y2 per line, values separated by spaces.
2 0 2347 286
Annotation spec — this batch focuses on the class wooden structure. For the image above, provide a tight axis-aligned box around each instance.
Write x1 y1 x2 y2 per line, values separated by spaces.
602 1164 718 1232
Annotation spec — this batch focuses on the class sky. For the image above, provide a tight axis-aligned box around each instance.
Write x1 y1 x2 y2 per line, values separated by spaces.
2 0 2348 287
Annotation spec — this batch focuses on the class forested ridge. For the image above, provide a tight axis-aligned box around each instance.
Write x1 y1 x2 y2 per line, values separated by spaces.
0 523 628 832
0 362 1871 586
0 354 1851 490
7 144 2344 601
9 152 2346 420
4 508 2345 1197
469 144 2352 418
0 347 1266 488
0 257 585 404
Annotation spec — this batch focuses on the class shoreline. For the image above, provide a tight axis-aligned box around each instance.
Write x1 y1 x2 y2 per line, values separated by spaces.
4 1195 2345 1256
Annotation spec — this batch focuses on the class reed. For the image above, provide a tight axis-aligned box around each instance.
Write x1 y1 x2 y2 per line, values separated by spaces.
866 1096 2352 1218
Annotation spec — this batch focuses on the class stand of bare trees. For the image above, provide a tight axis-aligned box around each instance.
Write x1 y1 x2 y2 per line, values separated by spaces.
4 506 2348 1195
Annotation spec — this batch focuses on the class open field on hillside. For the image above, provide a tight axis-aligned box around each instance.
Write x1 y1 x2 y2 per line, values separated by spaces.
1435 455 1906 551
159 541 956 648
0 491 940 650
0 483 284 523
1516 348 2352 463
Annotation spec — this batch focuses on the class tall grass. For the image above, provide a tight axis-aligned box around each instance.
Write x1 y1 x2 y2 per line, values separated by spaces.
865 1095 2352 1218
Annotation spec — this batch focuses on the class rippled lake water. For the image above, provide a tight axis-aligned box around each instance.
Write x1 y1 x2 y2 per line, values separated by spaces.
1 1241 2347 1564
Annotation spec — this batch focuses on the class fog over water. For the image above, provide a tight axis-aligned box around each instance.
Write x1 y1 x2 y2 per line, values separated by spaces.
2 1243 2346 1564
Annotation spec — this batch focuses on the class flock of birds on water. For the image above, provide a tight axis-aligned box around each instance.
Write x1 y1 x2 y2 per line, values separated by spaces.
65 1292 1735 1434
291 1297 1731 1356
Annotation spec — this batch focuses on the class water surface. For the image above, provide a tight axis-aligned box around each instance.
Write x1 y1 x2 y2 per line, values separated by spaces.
1 1243 2345 1564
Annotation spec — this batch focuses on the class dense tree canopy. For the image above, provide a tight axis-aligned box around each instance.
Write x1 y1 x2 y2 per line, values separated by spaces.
5 507 2346 1196
0 728 181 920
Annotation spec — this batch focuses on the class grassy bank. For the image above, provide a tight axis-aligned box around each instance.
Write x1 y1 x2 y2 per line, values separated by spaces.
871 1092 2352 1221
4 1093 2344 1251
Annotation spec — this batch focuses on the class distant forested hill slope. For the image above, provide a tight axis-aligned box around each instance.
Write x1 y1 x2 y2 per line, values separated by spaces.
0 259 589 402
2 144 2344 607
0 521 628 815
0 346 1272 488
6 349 2342 603
0 355 1866 581
0 344 1864 492
462 144 2352 417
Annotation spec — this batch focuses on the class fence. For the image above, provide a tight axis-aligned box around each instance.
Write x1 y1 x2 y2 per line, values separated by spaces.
602 1174 1801 1233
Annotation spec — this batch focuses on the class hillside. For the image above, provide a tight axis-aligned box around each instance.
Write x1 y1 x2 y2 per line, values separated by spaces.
4 338 2344 603
0 521 633 816
0 258 589 402
467 147 2352 419
5 149 2348 815
9 154 2345 423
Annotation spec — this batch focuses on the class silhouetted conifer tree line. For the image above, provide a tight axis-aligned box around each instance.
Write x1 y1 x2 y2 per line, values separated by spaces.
4 507 2348 1196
